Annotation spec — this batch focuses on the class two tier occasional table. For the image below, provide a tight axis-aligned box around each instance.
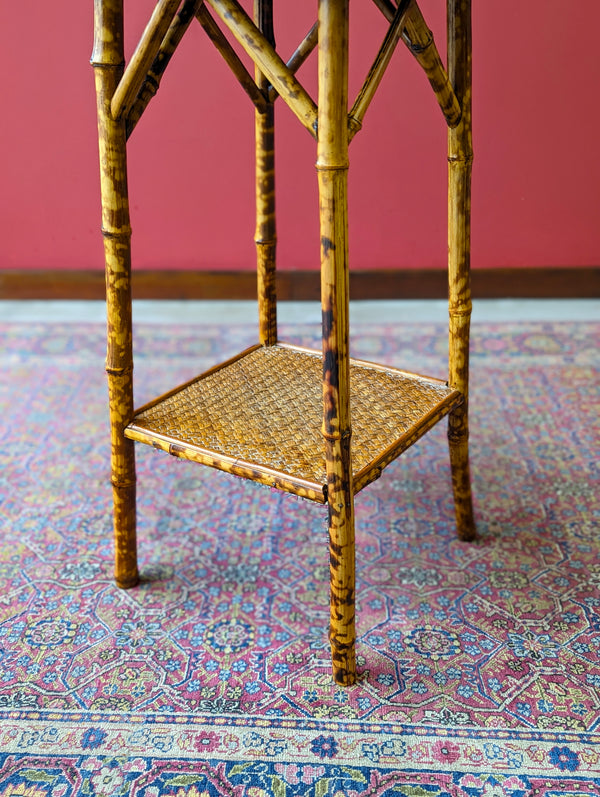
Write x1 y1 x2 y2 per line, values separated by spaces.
92 0 476 686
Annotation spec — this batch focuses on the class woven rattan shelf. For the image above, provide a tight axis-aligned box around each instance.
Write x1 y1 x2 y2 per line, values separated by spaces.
125 343 462 503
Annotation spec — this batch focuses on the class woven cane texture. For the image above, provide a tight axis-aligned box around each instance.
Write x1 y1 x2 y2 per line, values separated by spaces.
129 344 457 488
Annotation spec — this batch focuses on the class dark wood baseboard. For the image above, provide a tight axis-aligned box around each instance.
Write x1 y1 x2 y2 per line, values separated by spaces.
1 267 598 300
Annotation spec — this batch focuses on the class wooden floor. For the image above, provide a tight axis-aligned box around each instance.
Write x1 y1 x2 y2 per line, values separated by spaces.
1 267 599 300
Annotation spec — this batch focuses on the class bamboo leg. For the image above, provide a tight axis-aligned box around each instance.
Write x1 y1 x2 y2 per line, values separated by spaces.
92 0 139 587
254 0 277 345
447 0 476 541
318 0 356 686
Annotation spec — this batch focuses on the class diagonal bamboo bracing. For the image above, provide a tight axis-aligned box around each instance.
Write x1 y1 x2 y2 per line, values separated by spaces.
206 0 318 137
111 0 182 122
266 21 319 103
286 22 319 75
126 0 204 139
372 0 461 128
196 4 268 113
349 0 411 140
403 1 461 127
269 22 319 102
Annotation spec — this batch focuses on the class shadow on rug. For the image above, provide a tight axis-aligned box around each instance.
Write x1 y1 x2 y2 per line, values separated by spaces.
0 320 598 795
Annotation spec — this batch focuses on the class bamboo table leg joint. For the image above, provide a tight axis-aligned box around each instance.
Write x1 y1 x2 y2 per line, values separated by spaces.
93 0 477 686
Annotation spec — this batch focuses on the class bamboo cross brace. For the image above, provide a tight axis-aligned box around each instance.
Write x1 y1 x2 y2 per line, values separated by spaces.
266 21 319 103
111 0 182 122
206 0 318 137
370 0 398 20
287 22 319 75
371 0 461 128
126 0 204 139
403 1 461 127
196 5 268 113
348 0 411 140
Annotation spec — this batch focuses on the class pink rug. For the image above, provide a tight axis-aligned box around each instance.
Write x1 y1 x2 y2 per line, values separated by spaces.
0 320 598 794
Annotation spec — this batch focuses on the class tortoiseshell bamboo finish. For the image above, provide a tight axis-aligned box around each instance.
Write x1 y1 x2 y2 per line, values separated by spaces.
207 0 318 137
92 0 138 589
448 0 476 541
93 0 477 685
196 5 268 114
127 0 202 139
372 0 460 128
111 0 181 122
254 0 277 346
317 0 356 686
403 2 461 127
124 343 462 504
349 0 410 139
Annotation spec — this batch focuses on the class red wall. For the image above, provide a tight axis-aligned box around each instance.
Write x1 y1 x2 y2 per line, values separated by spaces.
1 1 599 272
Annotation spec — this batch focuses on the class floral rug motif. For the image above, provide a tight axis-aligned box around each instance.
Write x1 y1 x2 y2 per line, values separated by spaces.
0 319 599 795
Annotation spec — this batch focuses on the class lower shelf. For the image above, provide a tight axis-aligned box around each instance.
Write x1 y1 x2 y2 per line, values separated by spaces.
125 342 462 503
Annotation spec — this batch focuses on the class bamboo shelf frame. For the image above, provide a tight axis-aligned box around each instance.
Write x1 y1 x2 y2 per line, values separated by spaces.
125 344 463 503
92 0 477 687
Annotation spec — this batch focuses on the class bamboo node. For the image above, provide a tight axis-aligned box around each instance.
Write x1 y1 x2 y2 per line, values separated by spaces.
111 476 136 489
90 58 125 70
448 426 469 444
106 364 134 377
348 116 362 136
315 160 350 172
448 153 474 165
321 428 352 443
101 227 132 240
402 28 433 54
449 305 472 318
144 74 161 95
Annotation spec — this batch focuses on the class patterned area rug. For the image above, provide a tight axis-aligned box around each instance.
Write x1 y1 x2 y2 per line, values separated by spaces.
0 319 599 795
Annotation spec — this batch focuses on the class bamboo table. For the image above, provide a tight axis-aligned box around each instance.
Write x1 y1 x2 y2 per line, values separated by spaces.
92 0 476 686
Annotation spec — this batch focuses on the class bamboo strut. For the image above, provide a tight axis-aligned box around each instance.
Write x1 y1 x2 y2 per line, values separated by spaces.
92 0 139 589
254 0 277 344
447 0 476 541
371 0 460 128
318 0 356 687
370 0 397 20
348 0 411 140
287 22 319 75
206 0 318 137
196 5 268 113
127 0 203 139
111 0 182 122
403 1 461 127
267 21 319 102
